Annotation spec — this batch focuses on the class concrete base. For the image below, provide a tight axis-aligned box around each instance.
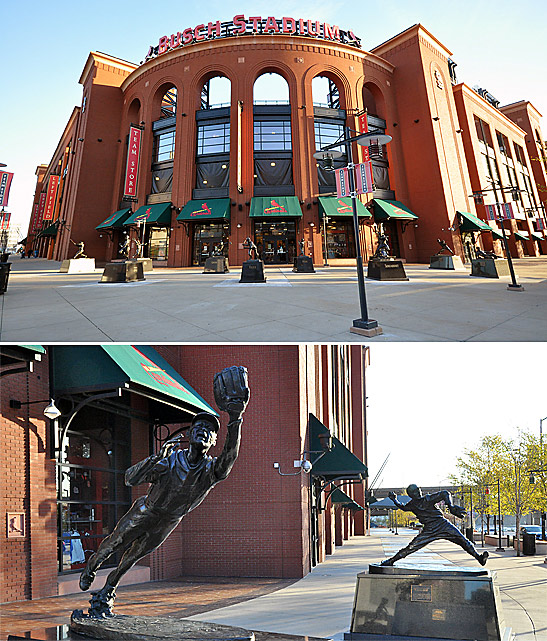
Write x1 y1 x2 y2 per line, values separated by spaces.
58 564 150 596
429 255 466 271
203 256 230 273
240 259 266 283
350 326 384 337
367 259 409 281
100 261 145 283
136 257 153 272
293 255 315 273
60 258 96 274
470 258 511 278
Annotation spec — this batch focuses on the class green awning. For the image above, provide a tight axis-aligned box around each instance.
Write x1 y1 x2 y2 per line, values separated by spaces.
457 211 491 232
372 199 419 221
515 231 529 241
39 223 58 237
19 345 46 354
318 197 371 218
308 414 367 481
249 197 302 218
177 198 231 222
531 232 544 241
124 203 172 226
96 208 132 230
52 345 217 421
329 487 364 511
18 237 27 244
0 345 45 376
489 229 504 240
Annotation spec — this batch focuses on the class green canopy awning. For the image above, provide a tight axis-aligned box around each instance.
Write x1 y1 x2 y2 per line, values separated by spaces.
96 208 132 230
457 211 491 232
52 345 217 421
249 197 302 218
515 231 529 241
318 197 371 218
308 414 367 481
531 231 544 241
489 229 504 240
177 198 231 222
372 199 419 221
0 345 45 376
329 487 364 511
124 203 172 226
39 223 58 237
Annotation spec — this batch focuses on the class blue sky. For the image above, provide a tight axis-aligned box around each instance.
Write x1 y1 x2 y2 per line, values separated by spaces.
2 0 546 233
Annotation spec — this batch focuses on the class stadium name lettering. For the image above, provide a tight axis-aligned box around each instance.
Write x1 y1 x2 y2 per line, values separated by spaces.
145 15 361 61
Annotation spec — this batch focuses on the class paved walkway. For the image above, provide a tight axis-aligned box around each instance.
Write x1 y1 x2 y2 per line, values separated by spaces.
1 256 547 342
1 530 545 640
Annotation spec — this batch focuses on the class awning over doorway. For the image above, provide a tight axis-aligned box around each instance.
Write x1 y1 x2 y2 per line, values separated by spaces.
124 203 172 226
531 231 544 241
0 345 45 377
329 487 364 511
308 414 367 481
18 237 27 245
96 208 132 230
369 495 411 509
38 223 58 237
489 229 504 240
52 345 217 420
318 197 371 218
177 198 231 222
249 197 302 218
372 199 419 221
457 211 491 232
515 231 529 241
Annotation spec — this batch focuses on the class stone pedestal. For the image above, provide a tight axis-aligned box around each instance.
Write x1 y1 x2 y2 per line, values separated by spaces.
470 258 511 278
429 255 466 271
137 257 154 272
293 255 315 273
204 256 230 273
240 259 266 283
346 564 511 641
100 261 145 283
367 259 408 281
70 612 254 641
60 258 96 273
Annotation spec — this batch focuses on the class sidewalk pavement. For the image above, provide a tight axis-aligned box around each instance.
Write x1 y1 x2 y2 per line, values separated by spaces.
1 256 547 342
1 529 545 640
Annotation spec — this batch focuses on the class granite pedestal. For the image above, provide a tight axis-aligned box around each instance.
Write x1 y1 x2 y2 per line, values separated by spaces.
367 259 409 281
137 257 154 272
204 256 230 273
429 255 465 271
240 259 266 283
346 564 511 641
60 258 96 273
293 256 315 273
99 261 145 283
470 258 511 278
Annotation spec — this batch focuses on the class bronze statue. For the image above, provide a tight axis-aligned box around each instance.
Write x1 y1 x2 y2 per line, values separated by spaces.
381 485 488 566
119 233 130 258
70 239 87 259
77 366 250 617
476 247 500 260
435 238 454 255
299 238 305 256
373 231 390 260
243 237 259 260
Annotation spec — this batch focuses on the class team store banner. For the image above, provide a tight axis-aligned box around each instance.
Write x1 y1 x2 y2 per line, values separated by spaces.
0 171 14 207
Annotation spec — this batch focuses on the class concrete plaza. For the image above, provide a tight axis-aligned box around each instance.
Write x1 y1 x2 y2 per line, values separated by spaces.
1 529 545 640
1 255 547 342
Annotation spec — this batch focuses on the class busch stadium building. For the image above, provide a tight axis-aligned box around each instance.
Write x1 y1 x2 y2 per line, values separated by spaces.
25 16 547 266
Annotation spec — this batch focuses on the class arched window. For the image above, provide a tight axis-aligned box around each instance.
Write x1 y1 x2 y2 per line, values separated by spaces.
200 76 231 110
160 87 177 118
151 86 177 196
312 76 340 109
253 73 293 195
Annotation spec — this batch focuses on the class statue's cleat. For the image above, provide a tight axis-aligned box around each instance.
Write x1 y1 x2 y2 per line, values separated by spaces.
380 558 394 566
479 551 489 566
79 569 96 591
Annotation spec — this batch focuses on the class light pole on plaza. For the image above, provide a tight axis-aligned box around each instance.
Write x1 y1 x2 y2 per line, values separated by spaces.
314 125 392 337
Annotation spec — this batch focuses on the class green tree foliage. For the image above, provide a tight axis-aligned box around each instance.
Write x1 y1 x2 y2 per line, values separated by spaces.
451 431 544 555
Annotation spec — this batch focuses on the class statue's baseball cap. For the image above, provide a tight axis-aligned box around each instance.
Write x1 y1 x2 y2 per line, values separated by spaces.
191 412 221 433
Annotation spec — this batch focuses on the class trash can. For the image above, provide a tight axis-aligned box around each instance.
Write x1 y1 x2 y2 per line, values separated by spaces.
522 532 536 556
0 262 12 295
0 252 10 262
465 527 474 542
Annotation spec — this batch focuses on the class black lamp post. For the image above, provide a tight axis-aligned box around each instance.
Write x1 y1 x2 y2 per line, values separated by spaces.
314 126 392 336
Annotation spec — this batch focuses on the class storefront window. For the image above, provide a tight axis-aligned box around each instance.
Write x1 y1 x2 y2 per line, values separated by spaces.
253 220 297 264
192 223 229 265
154 130 176 162
148 227 169 260
322 220 356 259
56 423 131 573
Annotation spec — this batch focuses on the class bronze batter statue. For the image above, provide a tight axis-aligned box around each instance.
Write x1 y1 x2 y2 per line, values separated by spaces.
381 485 488 567
243 237 259 260
77 366 250 617
435 238 454 255
70 239 87 259
373 232 390 259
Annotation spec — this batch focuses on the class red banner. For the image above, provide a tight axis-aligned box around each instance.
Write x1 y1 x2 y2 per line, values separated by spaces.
0 171 14 207
355 161 373 195
123 126 142 198
43 176 60 221
0 211 11 230
33 192 47 231
335 167 350 198
358 113 369 134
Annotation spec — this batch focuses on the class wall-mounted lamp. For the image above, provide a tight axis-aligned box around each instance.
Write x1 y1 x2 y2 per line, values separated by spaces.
306 203 312 210
414 119 420 123
456 129 463 134
273 458 313 476
309 222 315 228
245 201 250 207
237 223 242 228
77 138 84 142
238 204 243 211
432 116 440 122
10 398 61 420
393 123 398 127
97 138 103 142
140 121 145 126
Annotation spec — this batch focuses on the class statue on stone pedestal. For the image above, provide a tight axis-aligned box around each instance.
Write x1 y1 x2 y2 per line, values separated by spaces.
70 239 87 259
435 238 454 255
381 484 488 566
119 233 130 258
76 366 250 618
299 238 305 256
373 230 391 260
243 237 259 260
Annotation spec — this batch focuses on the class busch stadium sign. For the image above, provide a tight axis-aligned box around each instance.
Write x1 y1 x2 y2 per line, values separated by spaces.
144 14 361 62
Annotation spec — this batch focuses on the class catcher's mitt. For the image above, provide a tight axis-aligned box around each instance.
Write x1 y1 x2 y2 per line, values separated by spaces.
449 504 466 519
213 366 250 412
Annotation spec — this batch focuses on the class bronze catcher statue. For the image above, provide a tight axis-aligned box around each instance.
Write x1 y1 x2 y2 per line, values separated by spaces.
77 366 250 618
381 484 488 567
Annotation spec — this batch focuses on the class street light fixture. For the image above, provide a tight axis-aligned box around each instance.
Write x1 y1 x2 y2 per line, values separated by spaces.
314 126 392 337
